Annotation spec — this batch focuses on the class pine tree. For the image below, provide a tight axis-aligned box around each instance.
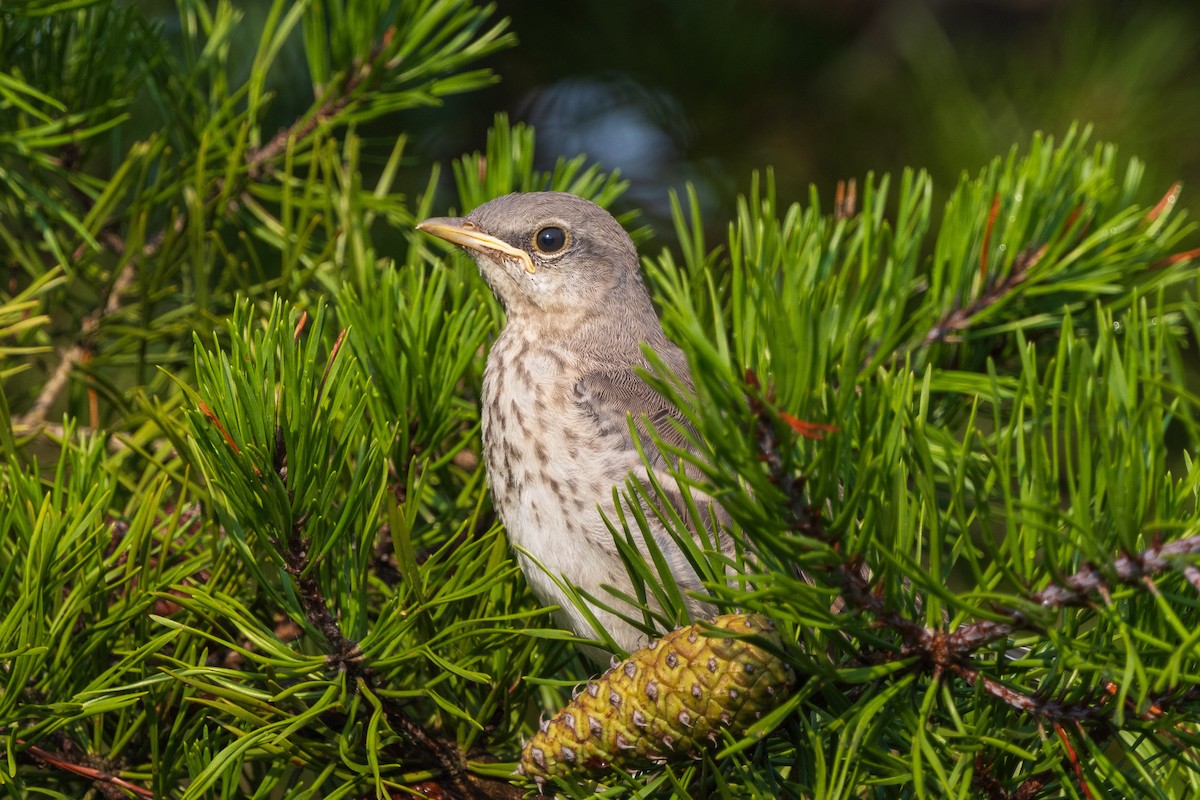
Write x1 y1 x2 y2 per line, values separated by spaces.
3 2 1200 798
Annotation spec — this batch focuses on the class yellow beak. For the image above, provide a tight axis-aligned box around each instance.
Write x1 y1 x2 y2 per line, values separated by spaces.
417 217 536 274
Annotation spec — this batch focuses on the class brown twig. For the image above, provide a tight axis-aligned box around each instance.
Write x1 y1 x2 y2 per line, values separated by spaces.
971 753 1050 800
190 330 494 796
1144 182 1182 224
980 192 1001 282
267 326 475 800
945 535 1200 654
280 487 474 798
1054 723 1096 800
915 197 1092 354
833 178 857 221
23 740 159 800
21 226 146 429
247 27 394 176
947 661 1102 722
20 344 85 427
188 340 496 795
920 243 1042 349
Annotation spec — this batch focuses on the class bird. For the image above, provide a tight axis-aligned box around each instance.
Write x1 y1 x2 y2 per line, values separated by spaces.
417 192 729 659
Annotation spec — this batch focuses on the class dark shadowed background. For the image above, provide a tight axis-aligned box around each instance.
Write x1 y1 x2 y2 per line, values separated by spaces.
428 0 1200 230
141 0 1200 237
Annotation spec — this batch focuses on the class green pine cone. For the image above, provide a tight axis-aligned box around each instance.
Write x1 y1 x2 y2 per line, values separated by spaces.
518 614 794 787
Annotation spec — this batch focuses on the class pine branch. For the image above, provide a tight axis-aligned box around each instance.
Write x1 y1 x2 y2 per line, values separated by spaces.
281 509 470 793
914 180 1189 356
180 298 532 798
19 259 136 423
947 535 1200 654
749 386 1200 725
918 241 1039 349
247 27 394 177
14 20 405 432
11 22 517 451
266 378 467 794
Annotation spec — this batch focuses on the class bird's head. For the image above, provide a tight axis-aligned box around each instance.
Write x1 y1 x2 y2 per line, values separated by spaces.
417 192 645 323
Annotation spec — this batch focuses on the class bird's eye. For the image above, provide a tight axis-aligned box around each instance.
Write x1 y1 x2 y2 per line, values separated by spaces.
533 226 568 254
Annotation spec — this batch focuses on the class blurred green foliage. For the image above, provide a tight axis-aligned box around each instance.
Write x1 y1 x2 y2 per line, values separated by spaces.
117 1 1200 231
2 0 1200 798
466 0 1200 226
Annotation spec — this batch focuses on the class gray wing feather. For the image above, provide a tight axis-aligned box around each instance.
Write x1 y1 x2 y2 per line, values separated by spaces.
572 359 733 551
574 367 695 466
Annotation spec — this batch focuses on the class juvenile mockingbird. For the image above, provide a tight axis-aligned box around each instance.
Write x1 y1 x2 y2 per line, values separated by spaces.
418 192 726 657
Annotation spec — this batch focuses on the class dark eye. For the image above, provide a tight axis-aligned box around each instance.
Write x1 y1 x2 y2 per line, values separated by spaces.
534 226 568 254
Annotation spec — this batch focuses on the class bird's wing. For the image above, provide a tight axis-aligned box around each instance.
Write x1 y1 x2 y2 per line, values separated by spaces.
573 365 697 466
572 363 732 554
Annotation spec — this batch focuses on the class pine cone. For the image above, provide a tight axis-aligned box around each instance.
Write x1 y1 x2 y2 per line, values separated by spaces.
518 614 794 788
